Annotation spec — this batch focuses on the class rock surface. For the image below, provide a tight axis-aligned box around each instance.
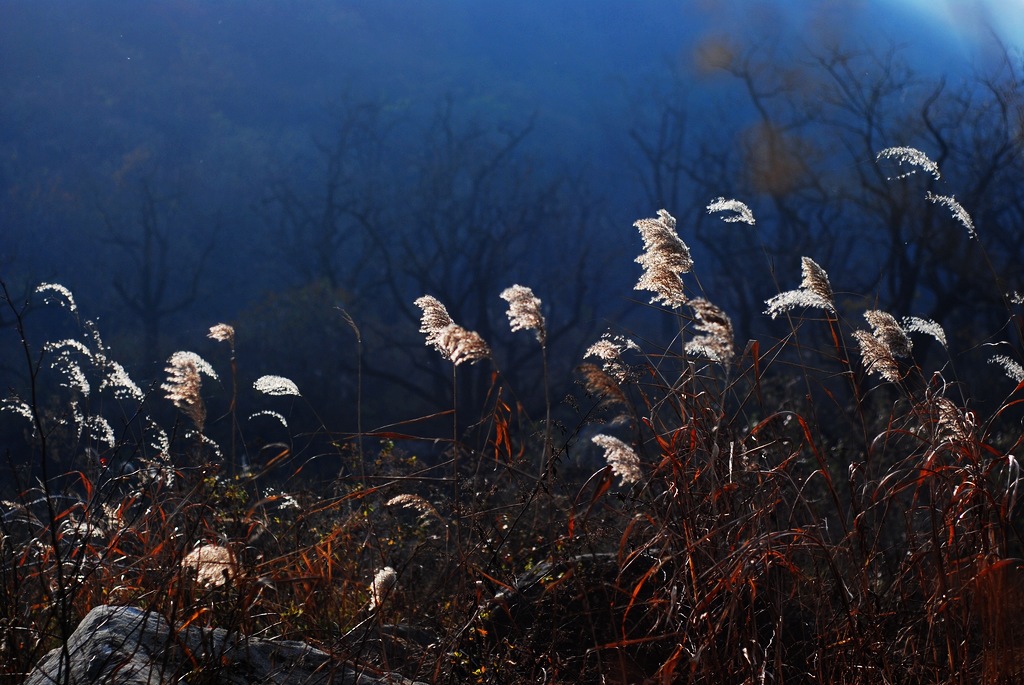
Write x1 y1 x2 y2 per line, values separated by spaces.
26 604 427 685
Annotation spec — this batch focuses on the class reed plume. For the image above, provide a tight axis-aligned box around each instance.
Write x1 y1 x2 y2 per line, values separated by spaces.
209 323 239 473
931 396 973 443
414 295 491 365
591 434 641 485
764 256 835 318
863 310 912 358
876 146 941 181
501 284 552 480
902 316 947 348
207 323 236 350
44 340 91 397
161 351 213 431
415 295 453 350
368 566 398 611
387 494 443 522
851 309 912 382
706 196 755 225
500 284 546 345
35 282 78 313
414 294 490 555
585 332 639 383
852 333 899 383
926 191 976 239
989 354 1024 383
634 209 692 308
685 298 735 364
254 375 301 397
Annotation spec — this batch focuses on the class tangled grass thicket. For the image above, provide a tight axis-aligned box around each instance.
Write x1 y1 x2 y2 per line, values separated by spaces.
2 147 1024 684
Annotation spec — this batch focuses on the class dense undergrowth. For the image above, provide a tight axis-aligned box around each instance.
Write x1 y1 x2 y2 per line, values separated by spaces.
3 147 1024 684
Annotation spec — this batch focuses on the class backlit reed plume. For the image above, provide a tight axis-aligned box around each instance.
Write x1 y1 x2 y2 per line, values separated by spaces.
100 360 143 401
162 351 216 431
414 295 491 365
415 295 453 347
876 146 941 181
2 397 34 424
591 434 641 485
44 339 92 396
500 284 546 345
863 310 912 358
182 544 236 588
83 414 116 449
368 566 398 611
989 355 1024 384
931 396 973 443
35 282 78 313
67 319 145 401
853 330 900 383
386 493 443 522
903 316 947 348
170 351 219 380
925 192 976 239
634 209 693 308
254 375 301 397
852 310 910 383
706 197 756 225
685 298 735 364
764 256 835 318
585 332 639 383
249 410 288 429
207 323 236 351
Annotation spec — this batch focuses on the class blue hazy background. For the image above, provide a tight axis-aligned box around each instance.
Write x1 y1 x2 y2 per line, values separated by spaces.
3 0 1024 435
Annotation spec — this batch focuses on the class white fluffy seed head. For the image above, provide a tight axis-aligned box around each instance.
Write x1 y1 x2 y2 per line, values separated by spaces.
706 197 755 225
591 434 641 485
368 566 398 611
876 146 941 181
634 209 693 309
414 295 490 365
254 375 301 397
500 284 546 345
764 257 835 319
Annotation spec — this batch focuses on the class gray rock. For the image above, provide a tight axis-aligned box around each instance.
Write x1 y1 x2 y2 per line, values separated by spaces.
26 604 428 685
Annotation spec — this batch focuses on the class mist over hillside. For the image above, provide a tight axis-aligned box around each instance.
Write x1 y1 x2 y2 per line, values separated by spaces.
2 0 1022 430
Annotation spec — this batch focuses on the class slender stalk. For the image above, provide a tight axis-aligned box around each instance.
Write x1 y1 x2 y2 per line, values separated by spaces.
539 343 551 481
3 283 73 682
229 348 238 476
338 308 365 481
451 365 462 554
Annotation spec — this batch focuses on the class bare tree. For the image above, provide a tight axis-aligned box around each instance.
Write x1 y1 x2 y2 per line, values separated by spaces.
360 95 612 425
101 178 213 370
259 94 613 431
262 100 392 292
629 41 1024 351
